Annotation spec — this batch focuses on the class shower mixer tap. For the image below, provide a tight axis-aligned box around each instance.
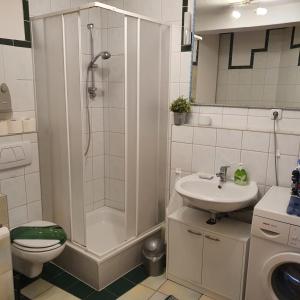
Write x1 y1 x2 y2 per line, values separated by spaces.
86 23 111 99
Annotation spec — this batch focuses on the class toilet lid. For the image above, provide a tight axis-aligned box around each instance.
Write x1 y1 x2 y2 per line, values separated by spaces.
11 220 67 249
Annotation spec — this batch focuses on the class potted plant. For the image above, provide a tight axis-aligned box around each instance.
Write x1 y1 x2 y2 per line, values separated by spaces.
169 96 191 126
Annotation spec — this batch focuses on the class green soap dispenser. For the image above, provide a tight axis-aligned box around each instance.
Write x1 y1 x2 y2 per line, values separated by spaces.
234 163 248 185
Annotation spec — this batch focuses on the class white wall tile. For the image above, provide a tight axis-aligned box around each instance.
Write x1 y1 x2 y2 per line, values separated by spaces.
29 0 51 17
247 116 273 132
109 108 125 133
25 172 41 203
84 157 93 181
91 108 104 132
93 178 105 201
242 131 270 152
222 115 247 130
109 156 124 180
172 126 193 143
109 133 125 157
107 55 124 82
93 156 105 179
241 150 268 184
171 142 192 172
179 83 190 98
92 132 104 156
9 205 28 228
108 82 124 108
169 83 180 101
27 201 42 221
266 154 297 187
50 0 71 12
3 46 33 80
269 134 300 155
108 179 125 203
84 181 93 205
171 25 181 53
2 176 26 209
9 80 35 112
216 129 242 149
199 113 222 127
180 52 191 83
170 53 180 83
193 127 216 146
223 107 248 115
162 0 182 21
192 145 215 174
108 27 124 56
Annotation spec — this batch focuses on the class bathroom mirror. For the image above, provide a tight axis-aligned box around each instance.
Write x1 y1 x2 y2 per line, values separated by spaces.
0 0 30 46
191 0 300 109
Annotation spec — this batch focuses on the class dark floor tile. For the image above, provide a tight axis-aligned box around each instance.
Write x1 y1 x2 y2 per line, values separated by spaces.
85 289 116 300
106 277 135 297
41 263 64 281
13 272 37 290
48 271 81 290
124 265 148 284
67 281 96 299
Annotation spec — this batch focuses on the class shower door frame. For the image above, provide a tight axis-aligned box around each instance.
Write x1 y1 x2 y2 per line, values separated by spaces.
31 2 170 255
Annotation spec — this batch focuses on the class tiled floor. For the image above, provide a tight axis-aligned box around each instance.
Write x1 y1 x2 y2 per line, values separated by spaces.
14 263 215 300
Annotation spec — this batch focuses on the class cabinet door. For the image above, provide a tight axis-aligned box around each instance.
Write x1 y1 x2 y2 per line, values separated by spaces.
202 233 244 300
168 220 203 285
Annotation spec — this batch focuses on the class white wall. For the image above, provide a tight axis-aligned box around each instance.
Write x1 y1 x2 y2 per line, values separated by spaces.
0 45 41 228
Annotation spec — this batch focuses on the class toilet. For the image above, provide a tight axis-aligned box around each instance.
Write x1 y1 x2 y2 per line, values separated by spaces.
11 220 67 278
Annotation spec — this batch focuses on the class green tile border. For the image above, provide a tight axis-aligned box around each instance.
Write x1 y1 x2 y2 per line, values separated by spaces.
18 263 149 300
0 0 31 48
123 265 148 284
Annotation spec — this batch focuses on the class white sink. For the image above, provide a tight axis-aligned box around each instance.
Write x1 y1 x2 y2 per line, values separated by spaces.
175 173 258 213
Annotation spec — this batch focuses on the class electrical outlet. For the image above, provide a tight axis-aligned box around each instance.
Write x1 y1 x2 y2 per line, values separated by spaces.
270 109 282 120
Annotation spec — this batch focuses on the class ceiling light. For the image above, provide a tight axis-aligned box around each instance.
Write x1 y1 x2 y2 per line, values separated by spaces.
256 7 268 16
232 10 241 19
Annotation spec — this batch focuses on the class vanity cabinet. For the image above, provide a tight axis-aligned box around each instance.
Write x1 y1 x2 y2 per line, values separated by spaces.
168 220 203 286
167 207 250 300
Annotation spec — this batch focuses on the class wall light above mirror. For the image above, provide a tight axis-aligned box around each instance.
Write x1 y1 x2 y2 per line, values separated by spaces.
191 0 300 109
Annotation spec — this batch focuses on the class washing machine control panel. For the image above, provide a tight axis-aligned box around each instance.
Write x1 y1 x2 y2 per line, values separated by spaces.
288 225 300 248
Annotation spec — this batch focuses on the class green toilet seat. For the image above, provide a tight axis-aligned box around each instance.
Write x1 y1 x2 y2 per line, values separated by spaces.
11 220 67 250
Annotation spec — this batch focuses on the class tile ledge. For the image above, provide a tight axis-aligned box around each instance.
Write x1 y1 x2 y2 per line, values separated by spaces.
175 124 300 136
0 131 37 137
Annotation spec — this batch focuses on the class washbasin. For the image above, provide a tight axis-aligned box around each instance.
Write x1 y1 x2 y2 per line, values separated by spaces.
175 173 258 214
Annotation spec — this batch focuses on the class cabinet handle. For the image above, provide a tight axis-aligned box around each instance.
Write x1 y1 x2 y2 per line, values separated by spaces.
205 235 220 242
187 229 202 236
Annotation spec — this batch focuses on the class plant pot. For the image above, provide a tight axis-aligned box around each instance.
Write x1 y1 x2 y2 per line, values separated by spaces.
173 112 186 126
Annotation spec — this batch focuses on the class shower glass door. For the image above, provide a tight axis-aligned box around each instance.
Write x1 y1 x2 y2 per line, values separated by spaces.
82 7 127 254
32 4 169 257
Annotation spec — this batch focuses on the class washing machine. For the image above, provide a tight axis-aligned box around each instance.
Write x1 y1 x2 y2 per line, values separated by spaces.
245 186 300 300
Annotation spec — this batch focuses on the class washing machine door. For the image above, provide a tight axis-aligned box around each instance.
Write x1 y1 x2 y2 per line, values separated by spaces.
261 252 300 300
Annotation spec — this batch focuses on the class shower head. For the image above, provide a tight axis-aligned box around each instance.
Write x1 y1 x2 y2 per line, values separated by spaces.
89 51 111 67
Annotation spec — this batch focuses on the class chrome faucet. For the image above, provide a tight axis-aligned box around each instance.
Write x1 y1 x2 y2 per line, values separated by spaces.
216 166 230 182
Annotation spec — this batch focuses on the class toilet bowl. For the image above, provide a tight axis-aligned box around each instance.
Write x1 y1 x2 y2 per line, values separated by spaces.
11 220 67 278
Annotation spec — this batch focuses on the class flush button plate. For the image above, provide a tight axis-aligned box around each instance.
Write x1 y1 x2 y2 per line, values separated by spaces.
0 83 12 113
0 141 32 170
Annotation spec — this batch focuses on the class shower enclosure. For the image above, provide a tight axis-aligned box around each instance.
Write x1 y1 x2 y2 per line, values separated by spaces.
31 2 169 289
